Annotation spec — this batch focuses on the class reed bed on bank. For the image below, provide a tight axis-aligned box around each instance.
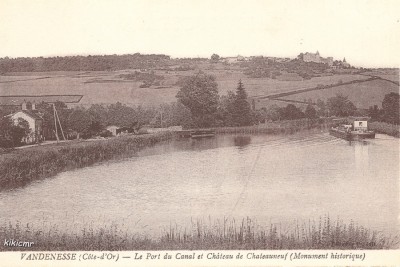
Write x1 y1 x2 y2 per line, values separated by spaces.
0 132 173 191
1 216 397 251
210 119 333 135
161 216 397 250
369 121 400 137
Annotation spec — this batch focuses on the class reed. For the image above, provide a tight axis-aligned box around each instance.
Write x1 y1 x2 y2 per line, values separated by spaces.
0 216 397 251
369 121 400 137
209 119 333 135
0 132 173 191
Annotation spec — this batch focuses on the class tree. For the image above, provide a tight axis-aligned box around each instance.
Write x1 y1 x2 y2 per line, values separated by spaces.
265 105 281 121
0 117 29 147
176 72 219 127
0 117 14 147
87 104 108 126
216 91 236 126
305 104 318 119
316 99 326 117
232 80 253 126
368 105 381 121
153 102 193 129
326 94 356 117
382 92 400 124
211 54 220 63
106 102 138 128
67 108 92 138
279 104 305 120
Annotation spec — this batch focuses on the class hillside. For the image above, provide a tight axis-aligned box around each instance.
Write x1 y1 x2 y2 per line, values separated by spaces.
277 79 399 109
0 57 398 109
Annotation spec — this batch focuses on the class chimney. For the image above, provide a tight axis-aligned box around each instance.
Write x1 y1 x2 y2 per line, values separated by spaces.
22 100 27 110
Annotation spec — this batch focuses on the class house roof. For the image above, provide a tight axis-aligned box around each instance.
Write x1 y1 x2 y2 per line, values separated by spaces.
12 110 43 121
0 95 83 106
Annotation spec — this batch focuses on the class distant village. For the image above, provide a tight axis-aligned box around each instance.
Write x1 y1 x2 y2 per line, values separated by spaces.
222 51 351 69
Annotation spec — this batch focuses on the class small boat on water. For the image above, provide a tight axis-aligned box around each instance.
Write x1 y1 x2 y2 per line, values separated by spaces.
176 130 216 138
190 130 216 138
329 118 375 141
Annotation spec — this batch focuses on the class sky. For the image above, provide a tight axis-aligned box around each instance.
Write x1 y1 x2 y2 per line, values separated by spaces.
0 0 399 68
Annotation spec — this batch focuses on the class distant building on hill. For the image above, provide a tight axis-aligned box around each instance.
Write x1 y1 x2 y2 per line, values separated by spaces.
224 55 246 64
298 51 333 66
341 57 350 68
332 57 351 69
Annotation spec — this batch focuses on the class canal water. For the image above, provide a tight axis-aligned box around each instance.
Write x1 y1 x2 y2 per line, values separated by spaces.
0 130 399 236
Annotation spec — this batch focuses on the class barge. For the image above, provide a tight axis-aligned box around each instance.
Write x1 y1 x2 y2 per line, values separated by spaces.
329 118 375 141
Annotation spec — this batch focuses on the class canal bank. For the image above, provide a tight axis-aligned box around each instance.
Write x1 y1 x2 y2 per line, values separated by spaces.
0 132 173 191
369 121 400 137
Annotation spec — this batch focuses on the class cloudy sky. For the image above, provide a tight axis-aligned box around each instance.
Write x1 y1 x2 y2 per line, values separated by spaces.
0 0 399 67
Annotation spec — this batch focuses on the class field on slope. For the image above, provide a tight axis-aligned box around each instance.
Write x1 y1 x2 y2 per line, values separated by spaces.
362 69 399 83
0 63 391 108
279 79 399 109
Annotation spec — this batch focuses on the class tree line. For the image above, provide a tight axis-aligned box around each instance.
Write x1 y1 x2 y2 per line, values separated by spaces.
0 54 171 73
368 92 400 124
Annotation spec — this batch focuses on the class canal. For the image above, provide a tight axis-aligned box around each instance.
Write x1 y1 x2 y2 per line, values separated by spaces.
0 130 398 236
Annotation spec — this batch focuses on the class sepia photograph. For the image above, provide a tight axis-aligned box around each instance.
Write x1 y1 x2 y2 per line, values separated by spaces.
0 0 399 266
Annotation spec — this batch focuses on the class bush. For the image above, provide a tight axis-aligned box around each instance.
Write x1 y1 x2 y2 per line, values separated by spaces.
99 130 113 138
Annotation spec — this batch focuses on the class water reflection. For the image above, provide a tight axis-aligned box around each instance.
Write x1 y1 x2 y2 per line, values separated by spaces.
233 136 251 147
353 141 370 173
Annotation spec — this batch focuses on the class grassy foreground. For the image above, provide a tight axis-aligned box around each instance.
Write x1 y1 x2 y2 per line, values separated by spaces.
0 132 173 191
0 216 397 251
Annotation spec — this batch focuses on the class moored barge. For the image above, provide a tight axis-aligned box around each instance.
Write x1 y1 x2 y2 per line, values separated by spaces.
329 118 375 141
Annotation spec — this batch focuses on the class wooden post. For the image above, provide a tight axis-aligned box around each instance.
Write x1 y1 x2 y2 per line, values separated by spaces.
54 105 66 140
53 104 59 142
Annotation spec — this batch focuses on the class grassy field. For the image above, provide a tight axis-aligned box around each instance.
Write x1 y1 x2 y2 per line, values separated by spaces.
279 79 399 109
362 69 399 83
0 62 386 107
1 216 396 250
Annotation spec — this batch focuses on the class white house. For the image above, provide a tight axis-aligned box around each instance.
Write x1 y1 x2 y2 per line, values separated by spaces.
106 125 120 136
9 110 43 143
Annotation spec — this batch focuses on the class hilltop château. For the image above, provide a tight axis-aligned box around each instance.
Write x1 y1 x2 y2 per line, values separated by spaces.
297 51 352 69
298 51 333 66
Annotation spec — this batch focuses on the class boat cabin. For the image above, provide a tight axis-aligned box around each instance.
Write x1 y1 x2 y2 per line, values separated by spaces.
353 120 368 131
